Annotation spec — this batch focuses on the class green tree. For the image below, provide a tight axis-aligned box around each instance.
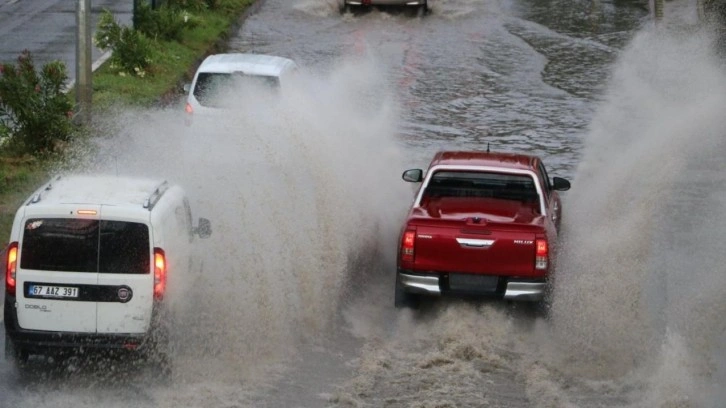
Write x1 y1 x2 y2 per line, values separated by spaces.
0 50 74 156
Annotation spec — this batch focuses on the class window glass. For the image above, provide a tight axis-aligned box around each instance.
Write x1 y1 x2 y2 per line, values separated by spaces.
20 218 150 274
193 72 280 107
21 218 99 272
538 162 551 200
424 171 539 205
99 221 150 274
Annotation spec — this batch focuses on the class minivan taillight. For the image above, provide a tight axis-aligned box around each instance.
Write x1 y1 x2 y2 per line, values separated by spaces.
6 242 18 296
401 230 416 263
535 239 548 270
153 248 167 300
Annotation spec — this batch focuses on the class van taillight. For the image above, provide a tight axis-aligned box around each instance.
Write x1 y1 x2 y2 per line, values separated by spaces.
401 230 416 263
5 242 18 296
185 103 193 114
535 239 548 270
153 248 167 300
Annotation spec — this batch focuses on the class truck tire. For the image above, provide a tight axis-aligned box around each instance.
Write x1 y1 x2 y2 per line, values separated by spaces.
394 279 420 309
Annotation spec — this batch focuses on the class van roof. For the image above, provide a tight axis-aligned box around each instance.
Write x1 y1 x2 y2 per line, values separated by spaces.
26 175 167 208
197 53 296 77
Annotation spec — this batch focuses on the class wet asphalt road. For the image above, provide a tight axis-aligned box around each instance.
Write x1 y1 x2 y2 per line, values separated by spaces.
0 0 132 83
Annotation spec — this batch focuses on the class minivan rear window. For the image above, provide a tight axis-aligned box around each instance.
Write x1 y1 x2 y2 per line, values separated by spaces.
20 219 150 274
193 72 280 107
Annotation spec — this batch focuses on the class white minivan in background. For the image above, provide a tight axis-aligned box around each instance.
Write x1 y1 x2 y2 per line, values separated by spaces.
3 175 211 375
184 53 298 122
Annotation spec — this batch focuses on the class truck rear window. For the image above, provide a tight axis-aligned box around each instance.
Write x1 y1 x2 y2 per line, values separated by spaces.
20 219 150 274
424 171 540 204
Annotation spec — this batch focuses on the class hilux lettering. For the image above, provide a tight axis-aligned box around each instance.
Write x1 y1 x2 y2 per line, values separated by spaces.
514 240 534 245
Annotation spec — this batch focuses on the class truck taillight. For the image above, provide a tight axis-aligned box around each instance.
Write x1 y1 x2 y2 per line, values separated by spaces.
154 248 167 300
401 230 416 262
535 239 548 270
5 242 18 296
185 102 193 114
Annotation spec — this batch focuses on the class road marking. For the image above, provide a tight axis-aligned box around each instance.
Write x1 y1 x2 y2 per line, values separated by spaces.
5 0 20 6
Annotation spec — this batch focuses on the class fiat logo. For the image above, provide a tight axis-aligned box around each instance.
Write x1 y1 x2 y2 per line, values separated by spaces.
117 286 133 303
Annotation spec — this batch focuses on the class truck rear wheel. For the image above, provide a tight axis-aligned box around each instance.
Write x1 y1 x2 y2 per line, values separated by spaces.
395 279 420 309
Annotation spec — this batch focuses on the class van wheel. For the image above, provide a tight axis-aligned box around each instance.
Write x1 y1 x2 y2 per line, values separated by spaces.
5 336 29 370
394 279 419 309
147 325 173 383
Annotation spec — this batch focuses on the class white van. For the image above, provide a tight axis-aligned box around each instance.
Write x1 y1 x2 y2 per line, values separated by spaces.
3 175 211 373
184 53 298 121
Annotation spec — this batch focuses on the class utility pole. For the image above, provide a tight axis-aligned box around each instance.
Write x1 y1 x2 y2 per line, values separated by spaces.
76 0 92 125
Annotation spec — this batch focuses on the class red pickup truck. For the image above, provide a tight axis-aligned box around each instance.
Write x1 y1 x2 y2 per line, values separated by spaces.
395 150 570 308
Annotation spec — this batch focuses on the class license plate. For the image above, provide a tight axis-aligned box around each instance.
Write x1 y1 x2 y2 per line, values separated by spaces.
28 285 79 298
448 274 499 292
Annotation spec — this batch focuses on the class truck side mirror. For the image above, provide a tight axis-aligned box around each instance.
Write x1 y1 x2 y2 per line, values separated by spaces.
183 83 191 93
194 217 212 239
552 177 571 191
402 169 423 183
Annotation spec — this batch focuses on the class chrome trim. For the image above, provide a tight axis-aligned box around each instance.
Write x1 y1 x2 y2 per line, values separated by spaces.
399 273 440 295
503 282 545 301
456 238 494 248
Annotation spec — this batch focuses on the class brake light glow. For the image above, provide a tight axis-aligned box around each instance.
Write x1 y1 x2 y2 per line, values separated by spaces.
185 102 193 114
153 248 167 300
6 242 18 296
535 239 548 270
401 230 416 262
77 209 97 215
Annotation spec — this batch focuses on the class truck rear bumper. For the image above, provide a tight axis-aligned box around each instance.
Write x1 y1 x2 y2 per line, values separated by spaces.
398 271 546 301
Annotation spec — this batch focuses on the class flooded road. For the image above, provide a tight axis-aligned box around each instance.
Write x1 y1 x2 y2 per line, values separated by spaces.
3 0 726 407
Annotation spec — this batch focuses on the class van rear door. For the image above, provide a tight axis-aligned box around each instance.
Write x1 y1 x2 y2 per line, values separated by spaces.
95 206 153 335
15 209 101 333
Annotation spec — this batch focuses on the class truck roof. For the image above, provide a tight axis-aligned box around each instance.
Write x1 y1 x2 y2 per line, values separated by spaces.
25 175 166 208
429 151 538 171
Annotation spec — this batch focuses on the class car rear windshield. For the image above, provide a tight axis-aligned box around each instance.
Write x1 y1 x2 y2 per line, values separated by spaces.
193 72 280 107
20 219 150 274
424 171 540 204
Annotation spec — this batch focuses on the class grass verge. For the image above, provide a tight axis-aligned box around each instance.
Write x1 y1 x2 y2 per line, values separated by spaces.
0 0 256 245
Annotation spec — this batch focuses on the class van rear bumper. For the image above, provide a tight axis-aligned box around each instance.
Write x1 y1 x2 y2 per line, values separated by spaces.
397 270 547 301
4 295 151 353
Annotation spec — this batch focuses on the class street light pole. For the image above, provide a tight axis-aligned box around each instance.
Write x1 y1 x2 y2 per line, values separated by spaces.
76 0 92 124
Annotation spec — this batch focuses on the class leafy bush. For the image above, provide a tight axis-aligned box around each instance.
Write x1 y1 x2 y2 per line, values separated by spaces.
95 10 153 77
0 51 74 156
163 0 211 11
134 2 192 42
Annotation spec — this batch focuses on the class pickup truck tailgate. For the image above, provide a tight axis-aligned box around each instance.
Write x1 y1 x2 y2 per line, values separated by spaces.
412 225 538 277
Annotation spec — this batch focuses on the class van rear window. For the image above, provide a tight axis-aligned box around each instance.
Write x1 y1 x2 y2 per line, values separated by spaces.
193 72 280 107
20 219 150 274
